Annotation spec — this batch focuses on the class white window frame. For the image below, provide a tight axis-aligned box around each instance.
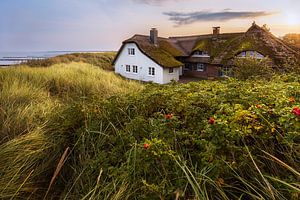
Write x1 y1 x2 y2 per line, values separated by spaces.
196 63 205 72
239 51 246 57
125 65 131 73
128 48 135 55
238 51 264 59
169 68 174 74
148 67 155 76
132 65 138 74
255 52 264 58
192 50 210 57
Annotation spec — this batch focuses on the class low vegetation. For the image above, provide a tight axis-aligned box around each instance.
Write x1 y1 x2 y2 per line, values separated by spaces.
25 52 116 70
232 57 274 80
0 59 299 199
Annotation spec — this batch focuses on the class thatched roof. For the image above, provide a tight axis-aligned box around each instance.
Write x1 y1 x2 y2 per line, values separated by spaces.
212 24 300 65
114 24 300 68
113 35 184 68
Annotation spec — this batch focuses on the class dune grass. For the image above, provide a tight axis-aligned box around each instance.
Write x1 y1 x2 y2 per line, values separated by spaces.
0 62 143 199
25 52 117 70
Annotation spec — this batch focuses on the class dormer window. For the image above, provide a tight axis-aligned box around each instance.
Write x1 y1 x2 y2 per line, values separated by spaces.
192 50 210 57
237 51 264 59
128 48 135 55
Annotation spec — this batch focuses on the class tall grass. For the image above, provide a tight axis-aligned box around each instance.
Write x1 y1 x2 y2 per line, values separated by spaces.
0 62 142 199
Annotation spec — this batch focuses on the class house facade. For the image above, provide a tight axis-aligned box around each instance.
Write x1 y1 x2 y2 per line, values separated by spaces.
113 23 299 84
114 43 181 84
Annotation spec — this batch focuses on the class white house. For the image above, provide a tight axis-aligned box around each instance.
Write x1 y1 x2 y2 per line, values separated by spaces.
113 28 183 84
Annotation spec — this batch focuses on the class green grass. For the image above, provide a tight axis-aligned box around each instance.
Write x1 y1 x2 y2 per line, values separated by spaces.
0 60 299 199
25 52 117 70
0 62 143 199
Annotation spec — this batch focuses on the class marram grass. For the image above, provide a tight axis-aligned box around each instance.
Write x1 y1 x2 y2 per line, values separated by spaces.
0 62 143 199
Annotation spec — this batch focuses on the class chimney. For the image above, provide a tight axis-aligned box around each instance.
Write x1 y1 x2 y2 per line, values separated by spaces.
150 28 158 45
213 26 220 35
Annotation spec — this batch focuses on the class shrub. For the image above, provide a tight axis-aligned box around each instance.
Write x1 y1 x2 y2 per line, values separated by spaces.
62 75 300 199
1 62 300 199
232 57 274 80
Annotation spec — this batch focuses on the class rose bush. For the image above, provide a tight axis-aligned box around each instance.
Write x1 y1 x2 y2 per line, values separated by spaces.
64 74 300 199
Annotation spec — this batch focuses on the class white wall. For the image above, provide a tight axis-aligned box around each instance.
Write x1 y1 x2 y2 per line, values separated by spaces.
162 67 180 83
114 43 179 84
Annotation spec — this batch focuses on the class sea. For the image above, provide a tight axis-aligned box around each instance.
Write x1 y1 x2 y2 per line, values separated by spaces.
0 51 105 67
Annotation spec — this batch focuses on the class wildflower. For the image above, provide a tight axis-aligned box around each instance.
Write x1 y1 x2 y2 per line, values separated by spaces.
143 143 150 149
165 114 173 119
271 127 276 133
216 178 225 187
290 97 296 103
208 117 215 124
292 107 300 116
256 104 262 108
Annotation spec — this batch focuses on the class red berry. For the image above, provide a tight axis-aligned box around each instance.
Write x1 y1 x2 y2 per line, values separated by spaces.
290 97 296 103
208 117 215 124
165 114 173 119
143 143 150 149
256 104 262 108
292 107 300 116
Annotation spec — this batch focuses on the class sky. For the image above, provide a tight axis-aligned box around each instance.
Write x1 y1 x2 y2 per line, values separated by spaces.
0 0 300 52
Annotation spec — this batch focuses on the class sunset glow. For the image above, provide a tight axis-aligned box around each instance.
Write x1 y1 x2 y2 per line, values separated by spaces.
0 0 299 51
284 12 300 26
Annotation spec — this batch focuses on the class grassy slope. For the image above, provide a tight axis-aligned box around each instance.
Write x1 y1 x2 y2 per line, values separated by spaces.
25 52 117 70
0 61 299 199
0 62 143 199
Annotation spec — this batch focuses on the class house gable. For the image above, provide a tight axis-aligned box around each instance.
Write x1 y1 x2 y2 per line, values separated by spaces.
114 43 180 84
113 35 184 68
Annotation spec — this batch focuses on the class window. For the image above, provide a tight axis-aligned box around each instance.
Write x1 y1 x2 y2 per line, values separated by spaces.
220 66 232 77
169 68 174 74
239 51 246 57
196 63 205 71
192 50 210 57
255 52 264 58
148 67 155 76
133 65 138 73
184 64 192 71
194 51 201 55
128 48 135 55
249 51 255 57
125 65 130 72
237 51 264 59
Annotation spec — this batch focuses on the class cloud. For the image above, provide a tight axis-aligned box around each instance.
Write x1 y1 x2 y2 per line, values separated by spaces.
163 10 274 26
